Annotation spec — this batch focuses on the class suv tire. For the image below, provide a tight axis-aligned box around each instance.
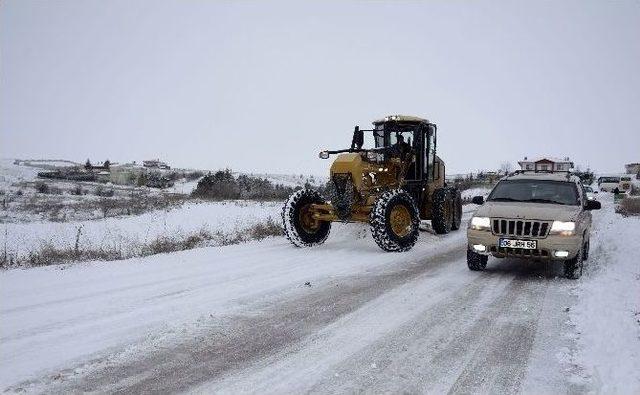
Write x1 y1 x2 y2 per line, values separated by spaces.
564 245 584 279
583 239 590 261
467 249 488 271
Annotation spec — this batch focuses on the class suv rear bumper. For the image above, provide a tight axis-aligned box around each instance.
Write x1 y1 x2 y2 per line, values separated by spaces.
467 229 582 260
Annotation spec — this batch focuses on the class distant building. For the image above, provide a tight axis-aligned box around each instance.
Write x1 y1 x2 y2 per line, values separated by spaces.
518 156 574 172
625 163 640 175
143 159 170 170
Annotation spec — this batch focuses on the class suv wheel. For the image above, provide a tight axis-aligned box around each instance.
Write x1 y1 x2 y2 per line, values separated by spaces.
564 245 584 279
467 249 488 271
583 239 590 261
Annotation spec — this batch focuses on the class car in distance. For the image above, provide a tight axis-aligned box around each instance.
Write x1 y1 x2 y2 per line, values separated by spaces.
598 176 621 192
584 185 597 201
467 171 601 279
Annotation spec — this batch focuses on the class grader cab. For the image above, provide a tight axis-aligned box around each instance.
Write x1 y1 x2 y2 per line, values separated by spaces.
282 115 462 252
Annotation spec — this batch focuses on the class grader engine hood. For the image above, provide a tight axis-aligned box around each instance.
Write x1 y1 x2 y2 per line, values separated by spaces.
330 153 400 193
330 153 366 190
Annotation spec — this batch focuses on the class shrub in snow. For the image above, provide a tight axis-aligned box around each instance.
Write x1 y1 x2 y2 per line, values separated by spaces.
35 182 49 194
192 170 296 201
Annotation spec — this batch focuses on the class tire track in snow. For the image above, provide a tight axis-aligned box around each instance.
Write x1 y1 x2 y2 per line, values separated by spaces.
213 260 559 394
27 243 467 393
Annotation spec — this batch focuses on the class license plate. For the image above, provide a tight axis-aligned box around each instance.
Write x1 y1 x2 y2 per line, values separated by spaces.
499 238 537 249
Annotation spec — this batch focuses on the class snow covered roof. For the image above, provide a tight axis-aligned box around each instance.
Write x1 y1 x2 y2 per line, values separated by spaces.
518 156 573 164
507 171 578 182
372 115 429 124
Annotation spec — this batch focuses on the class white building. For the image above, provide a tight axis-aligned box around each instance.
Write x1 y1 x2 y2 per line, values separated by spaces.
518 156 574 172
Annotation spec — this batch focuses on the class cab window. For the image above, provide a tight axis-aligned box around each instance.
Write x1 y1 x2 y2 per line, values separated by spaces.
425 127 436 181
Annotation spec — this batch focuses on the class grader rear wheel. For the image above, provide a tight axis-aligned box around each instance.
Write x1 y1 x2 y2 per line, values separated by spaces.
431 188 454 234
451 189 463 230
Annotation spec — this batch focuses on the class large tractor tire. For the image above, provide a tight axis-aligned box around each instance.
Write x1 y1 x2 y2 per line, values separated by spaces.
431 188 454 234
282 189 331 247
451 188 463 231
370 189 420 252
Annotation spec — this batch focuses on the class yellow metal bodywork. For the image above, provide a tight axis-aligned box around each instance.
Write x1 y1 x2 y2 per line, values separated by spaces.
329 153 401 202
309 148 447 225
310 152 446 224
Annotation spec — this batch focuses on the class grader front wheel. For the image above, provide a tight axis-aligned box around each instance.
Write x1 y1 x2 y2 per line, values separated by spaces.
282 189 331 247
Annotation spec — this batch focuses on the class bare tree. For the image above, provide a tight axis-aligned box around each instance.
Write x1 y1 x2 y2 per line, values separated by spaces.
500 161 512 175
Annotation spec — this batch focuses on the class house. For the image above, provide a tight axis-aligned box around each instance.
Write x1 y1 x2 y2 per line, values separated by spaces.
518 156 574 172
625 163 640 175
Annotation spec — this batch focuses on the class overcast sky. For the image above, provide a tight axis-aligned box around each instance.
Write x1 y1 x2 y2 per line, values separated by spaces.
1 1 639 175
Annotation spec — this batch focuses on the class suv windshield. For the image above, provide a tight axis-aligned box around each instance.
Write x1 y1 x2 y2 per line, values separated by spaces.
488 180 580 206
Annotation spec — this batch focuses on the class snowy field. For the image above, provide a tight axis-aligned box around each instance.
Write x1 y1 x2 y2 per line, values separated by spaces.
1 196 638 393
0 159 40 188
1 200 282 263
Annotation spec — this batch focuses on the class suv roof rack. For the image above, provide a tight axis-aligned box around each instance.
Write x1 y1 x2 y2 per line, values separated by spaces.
508 169 573 180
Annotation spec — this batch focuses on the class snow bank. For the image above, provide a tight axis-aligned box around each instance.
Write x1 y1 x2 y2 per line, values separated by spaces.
1 200 282 262
569 194 640 392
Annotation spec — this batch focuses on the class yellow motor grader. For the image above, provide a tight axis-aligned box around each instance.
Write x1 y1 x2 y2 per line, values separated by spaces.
282 115 462 252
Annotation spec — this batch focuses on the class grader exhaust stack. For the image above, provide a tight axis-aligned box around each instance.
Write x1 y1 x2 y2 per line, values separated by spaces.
282 115 462 252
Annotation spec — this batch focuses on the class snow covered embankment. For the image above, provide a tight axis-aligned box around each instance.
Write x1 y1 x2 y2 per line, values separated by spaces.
568 194 640 392
1 201 282 267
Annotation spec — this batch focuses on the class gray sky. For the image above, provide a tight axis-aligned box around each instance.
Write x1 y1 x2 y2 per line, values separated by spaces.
1 1 639 175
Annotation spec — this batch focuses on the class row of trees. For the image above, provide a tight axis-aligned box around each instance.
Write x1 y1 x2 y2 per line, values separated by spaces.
192 170 298 200
85 159 111 170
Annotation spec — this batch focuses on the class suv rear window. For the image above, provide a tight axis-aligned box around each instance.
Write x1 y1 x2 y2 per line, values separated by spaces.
488 180 580 206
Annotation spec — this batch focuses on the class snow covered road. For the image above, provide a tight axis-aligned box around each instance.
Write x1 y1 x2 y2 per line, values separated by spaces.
1 197 638 393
